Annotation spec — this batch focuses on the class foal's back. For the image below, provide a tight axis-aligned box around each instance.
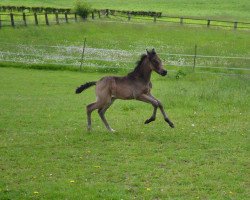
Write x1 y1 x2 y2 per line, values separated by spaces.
96 75 150 101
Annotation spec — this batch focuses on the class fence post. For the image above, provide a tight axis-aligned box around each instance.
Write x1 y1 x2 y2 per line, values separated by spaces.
55 12 59 24
74 13 77 22
92 11 94 20
34 12 38 25
10 13 15 27
234 21 238 29
65 12 68 23
80 38 87 71
0 15 2 29
22 12 27 26
45 12 49 25
180 17 183 25
128 12 131 21
207 19 210 27
98 10 101 18
154 15 156 22
193 44 197 71
106 9 109 17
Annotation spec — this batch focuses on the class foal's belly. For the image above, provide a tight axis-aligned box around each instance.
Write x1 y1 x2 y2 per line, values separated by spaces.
113 85 134 99
112 78 150 99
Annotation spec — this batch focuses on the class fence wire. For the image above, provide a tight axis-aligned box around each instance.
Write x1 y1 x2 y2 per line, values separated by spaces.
0 43 249 75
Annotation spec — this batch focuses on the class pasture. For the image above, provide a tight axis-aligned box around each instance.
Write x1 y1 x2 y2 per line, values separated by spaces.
1 0 250 21
0 66 249 199
0 1 250 199
0 22 249 75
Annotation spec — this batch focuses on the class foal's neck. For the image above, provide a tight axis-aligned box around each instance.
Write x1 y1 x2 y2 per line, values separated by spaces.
139 60 152 82
129 58 152 83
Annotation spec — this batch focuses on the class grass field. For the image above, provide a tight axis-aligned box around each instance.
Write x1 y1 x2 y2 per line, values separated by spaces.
0 1 249 198
0 22 249 74
0 21 249 55
1 0 250 21
0 67 249 199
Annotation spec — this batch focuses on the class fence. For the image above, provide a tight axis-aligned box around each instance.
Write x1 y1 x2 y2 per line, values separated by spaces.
107 10 250 30
0 12 78 27
0 9 250 29
0 43 249 75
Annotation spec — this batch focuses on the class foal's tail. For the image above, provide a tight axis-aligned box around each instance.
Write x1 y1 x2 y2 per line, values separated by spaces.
75 81 96 94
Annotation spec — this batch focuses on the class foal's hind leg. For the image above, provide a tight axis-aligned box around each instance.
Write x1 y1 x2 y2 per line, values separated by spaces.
86 102 101 131
98 98 115 132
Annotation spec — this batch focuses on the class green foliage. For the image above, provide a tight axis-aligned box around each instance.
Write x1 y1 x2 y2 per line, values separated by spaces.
175 70 187 79
74 0 92 19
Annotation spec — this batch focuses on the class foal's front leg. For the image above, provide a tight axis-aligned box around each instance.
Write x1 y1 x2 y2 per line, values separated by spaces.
138 94 174 128
144 105 157 124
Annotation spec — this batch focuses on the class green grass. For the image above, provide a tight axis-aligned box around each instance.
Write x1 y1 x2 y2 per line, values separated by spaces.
0 67 249 199
0 21 249 55
0 22 249 74
1 0 250 21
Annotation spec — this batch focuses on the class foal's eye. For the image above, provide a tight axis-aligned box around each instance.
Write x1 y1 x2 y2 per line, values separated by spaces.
152 59 159 65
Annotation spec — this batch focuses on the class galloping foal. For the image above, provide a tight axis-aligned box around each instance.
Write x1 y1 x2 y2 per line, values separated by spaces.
75 49 174 132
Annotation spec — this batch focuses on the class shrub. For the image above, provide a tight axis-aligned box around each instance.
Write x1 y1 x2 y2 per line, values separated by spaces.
74 1 92 19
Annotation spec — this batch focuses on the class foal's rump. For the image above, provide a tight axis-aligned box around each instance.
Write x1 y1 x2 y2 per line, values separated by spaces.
95 76 115 105
96 76 134 101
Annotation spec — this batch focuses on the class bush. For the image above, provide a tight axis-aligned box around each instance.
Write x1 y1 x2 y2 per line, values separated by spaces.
75 1 92 19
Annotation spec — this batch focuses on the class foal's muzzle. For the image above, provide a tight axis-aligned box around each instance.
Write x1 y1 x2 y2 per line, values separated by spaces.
160 70 167 76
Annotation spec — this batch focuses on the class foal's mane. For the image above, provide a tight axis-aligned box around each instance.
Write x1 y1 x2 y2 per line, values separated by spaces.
127 54 148 78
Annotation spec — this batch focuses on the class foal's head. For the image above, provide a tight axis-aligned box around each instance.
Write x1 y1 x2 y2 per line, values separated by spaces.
146 49 167 76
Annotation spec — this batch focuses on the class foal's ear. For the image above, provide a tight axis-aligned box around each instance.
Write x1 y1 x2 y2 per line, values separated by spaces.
152 48 156 54
146 49 150 55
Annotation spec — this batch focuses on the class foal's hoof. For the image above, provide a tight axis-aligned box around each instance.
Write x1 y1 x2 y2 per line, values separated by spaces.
165 119 175 128
109 128 116 133
169 122 175 128
144 117 155 124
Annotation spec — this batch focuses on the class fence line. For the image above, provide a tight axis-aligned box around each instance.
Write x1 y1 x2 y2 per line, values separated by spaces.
0 10 250 30
1 50 250 67
2 58 249 78
0 42 249 75
0 42 249 60
1 57 248 74
0 51 249 72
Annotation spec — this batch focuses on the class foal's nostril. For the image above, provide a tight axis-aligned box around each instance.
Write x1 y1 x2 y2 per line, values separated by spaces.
161 70 167 76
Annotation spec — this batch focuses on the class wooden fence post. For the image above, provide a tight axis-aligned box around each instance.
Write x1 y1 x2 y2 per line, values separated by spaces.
65 12 68 23
106 9 109 17
92 12 94 19
22 12 27 26
74 13 77 22
180 17 183 25
154 15 156 22
10 13 15 27
234 21 238 29
207 19 210 27
128 12 131 21
45 12 49 25
193 44 197 71
34 12 38 25
80 38 87 71
98 10 101 18
55 12 59 24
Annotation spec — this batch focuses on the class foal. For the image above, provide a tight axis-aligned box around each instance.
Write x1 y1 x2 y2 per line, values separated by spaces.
76 49 174 132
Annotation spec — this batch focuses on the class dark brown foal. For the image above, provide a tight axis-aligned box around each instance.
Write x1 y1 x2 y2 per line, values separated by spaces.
76 49 174 132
